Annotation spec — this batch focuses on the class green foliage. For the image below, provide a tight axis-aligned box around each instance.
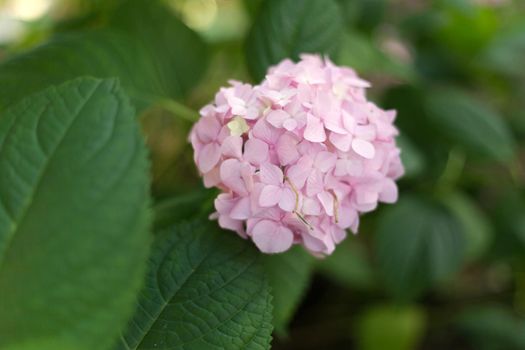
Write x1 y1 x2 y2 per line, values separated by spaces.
317 237 375 290
262 246 314 336
337 0 387 34
0 0 524 348
357 304 426 350
337 31 415 82
481 23 525 79
376 196 465 299
457 306 525 350
443 192 493 262
492 190 525 258
109 0 208 98
116 220 273 350
0 0 207 111
0 78 151 350
397 134 426 179
424 88 516 162
245 0 344 81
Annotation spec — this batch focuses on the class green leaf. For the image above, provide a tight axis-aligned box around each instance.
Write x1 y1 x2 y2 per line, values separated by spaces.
0 78 151 349
397 134 426 179
375 196 465 299
456 306 525 350
492 190 525 258
109 0 208 98
0 31 160 111
481 23 525 79
153 189 217 231
262 246 314 336
245 0 344 81
443 192 493 262
337 31 415 82
317 236 375 290
117 220 273 350
357 304 426 350
424 89 516 162
0 0 207 110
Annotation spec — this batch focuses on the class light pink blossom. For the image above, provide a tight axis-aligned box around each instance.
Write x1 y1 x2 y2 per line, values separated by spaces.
190 54 404 255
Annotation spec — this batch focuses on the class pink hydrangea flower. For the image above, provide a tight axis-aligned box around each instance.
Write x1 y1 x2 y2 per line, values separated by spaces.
190 54 404 255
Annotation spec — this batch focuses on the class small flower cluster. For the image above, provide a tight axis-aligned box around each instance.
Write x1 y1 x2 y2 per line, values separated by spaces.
190 55 403 255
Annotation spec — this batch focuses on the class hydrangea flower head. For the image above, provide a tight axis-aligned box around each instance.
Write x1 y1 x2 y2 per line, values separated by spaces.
190 54 403 256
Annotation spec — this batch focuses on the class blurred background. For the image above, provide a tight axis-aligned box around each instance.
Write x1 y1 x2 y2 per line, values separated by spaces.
1 0 524 349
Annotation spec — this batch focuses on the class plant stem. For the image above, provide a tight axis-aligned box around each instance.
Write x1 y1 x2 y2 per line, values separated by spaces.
156 98 200 123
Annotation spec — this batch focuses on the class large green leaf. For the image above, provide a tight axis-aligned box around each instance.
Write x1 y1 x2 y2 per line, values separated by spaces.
262 246 314 336
443 192 493 262
0 0 207 111
109 0 208 98
0 78 151 349
245 0 344 81
375 196 465 299
117 220 273 350
457 306 525 350
0 31 160 111
424 89 516 162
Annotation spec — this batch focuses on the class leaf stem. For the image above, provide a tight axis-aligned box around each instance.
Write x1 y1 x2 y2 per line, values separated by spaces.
156 98 200 123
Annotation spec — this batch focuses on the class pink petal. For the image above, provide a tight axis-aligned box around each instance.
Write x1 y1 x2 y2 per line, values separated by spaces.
347 159 364 176
196 116 221 143
304 114 326 142
253 118 281 144
331 226 347 244
266 109 290 128
246 106 260 120
230 196 252 220
302 197 321 215
329 132 352 152
317 191 335 216
337 207 358 229
276 133 300 166
244 138 269 165
282 118 298 131
240 162 255 192
203 166 221 187
214 193 236 214
322 105 347 134
221 136 243 159
220 159 247 195
334 159 349 176
286 156 313 189
347 76 371 88
306 170 324 197
252 220 294 254
301 232 328 254
342 110 356 132
260 163 283 185
278 187 296 212
379 179 398 203
355 125 376 141
259 185 282 207
356 189 379 206
218 215 245 237
198 142 221 173
352 138 375 159
314 151 337 172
